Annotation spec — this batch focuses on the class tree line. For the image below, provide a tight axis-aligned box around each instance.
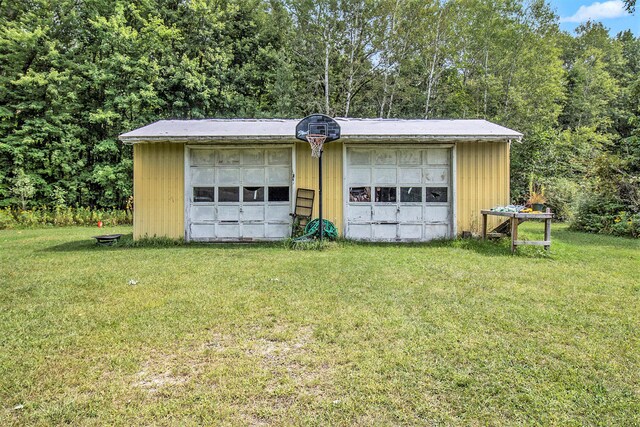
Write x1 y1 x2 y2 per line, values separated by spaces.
1 0 638 235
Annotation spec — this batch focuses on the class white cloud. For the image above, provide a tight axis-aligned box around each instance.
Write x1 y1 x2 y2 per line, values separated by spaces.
560 1 629 23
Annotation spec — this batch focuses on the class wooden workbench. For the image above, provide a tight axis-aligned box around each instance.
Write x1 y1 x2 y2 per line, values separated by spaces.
481 210 553 253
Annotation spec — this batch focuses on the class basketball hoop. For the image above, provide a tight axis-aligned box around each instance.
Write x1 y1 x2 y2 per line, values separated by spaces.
306 134 327 158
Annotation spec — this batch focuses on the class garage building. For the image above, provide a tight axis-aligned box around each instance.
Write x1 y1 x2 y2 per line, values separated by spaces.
119 119 522 242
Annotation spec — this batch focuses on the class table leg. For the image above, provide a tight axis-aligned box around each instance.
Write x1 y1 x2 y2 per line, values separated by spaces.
544 218 551 251
511 218 518 253
482 214 488 240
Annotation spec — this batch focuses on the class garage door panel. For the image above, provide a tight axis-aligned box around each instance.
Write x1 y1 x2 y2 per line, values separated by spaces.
266 223 290 238
424 167 449 184
243 150 264 165
242 223 265 239
269 205 291 221
217 223 241 239
268 149 290 165
373 224 397 239
268 167 290 185
191 168 215 185
398 206 422 222
243 168 265 185
349 150 370 165
218 205 240 221
425 224 449 239
399 224 422 239
373 168 396 184
348 205 371 221
374 150 397 165
191 150 216 166
348 168 371 184
398 168 422 184
242 205 264 221
399 150 422 165
218 150 240 165
348 224 371 240
191 206 215 222
372 205 397 222
424 206 449 222
218 169 240 185
191 224 215 240
426 149 449 165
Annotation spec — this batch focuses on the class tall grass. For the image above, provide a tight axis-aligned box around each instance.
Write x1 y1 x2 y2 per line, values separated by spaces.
0 206 132 229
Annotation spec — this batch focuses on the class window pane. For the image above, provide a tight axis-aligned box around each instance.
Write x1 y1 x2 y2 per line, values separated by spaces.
193 187 214 203
218 187 239 202
425 187 448 202
375 187 397 202
268 186 289 202
243 186 264 202
349 187 371 202
400 187 422 203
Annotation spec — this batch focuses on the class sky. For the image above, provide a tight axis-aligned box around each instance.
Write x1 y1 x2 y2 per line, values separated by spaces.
547 0 639 36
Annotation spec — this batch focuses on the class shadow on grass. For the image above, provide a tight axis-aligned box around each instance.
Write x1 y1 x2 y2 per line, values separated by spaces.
42 232 553 258
42 233 289 252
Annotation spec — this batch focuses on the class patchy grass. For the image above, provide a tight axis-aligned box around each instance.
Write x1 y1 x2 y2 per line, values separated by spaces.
0 223 638 425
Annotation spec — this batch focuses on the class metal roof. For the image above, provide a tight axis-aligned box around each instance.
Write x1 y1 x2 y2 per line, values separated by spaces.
119 118 522 143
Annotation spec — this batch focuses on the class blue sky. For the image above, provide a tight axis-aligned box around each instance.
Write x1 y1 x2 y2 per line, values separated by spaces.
547 0 639 36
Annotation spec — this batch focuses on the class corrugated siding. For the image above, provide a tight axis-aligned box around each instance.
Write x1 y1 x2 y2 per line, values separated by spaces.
133 143 184 240
295 141 343 234
456 141 510 234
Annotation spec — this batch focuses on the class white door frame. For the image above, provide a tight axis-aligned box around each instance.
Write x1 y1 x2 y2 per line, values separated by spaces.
184 144 295 242
342 143 456 240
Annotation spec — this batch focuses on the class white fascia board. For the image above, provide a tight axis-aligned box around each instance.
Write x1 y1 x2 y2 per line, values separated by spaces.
120 135 520 145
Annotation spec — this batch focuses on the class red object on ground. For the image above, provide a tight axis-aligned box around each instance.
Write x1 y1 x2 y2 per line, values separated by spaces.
97 221 103 228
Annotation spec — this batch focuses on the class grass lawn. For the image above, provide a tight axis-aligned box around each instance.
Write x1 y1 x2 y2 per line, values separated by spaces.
1 224 639 426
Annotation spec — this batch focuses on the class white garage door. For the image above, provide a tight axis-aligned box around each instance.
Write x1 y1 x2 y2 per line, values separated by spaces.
187 147 292 241
346 147 452 241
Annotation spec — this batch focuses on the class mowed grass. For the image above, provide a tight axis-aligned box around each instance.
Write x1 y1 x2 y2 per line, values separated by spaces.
0 224 638 426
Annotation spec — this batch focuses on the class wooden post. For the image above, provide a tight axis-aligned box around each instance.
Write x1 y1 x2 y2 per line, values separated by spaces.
510 216 518 253
544 218 551 251
482 213 488 240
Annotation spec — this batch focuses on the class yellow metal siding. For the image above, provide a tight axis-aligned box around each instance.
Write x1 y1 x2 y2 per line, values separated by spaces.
295 141 344 233
456 141 510 234
133 143 184 240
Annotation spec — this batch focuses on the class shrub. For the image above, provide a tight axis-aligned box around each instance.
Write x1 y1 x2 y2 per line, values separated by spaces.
542 178 580 221
571 194 639 237
0 208 17 229
0 207 133 229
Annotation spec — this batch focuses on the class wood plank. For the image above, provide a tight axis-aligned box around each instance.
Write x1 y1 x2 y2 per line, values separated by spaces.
544 219 551 251
514 213 553 219
510 218 518 253
482 213 488 240
480 210 515 217
513 240 552 246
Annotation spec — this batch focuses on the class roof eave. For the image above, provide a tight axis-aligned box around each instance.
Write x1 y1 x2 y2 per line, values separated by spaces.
119 134 522 144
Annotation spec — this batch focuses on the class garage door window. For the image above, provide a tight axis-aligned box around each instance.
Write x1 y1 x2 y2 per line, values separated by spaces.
425 187 448 202
350 187 371 202
243 186 264 202
375 187 397 203
268 186 289 202
400 187 422 203
193 187 215 203
218 187 240 202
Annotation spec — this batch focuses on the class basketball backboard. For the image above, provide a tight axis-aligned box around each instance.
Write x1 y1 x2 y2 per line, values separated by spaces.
295 114 341 142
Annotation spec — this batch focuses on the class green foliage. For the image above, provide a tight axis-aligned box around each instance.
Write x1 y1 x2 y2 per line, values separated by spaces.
0 206 132 229
541 177 580 222
282 237 333 251
0 0 638 236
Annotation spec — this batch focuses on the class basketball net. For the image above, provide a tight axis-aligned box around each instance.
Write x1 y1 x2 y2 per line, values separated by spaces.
306 134 327 158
